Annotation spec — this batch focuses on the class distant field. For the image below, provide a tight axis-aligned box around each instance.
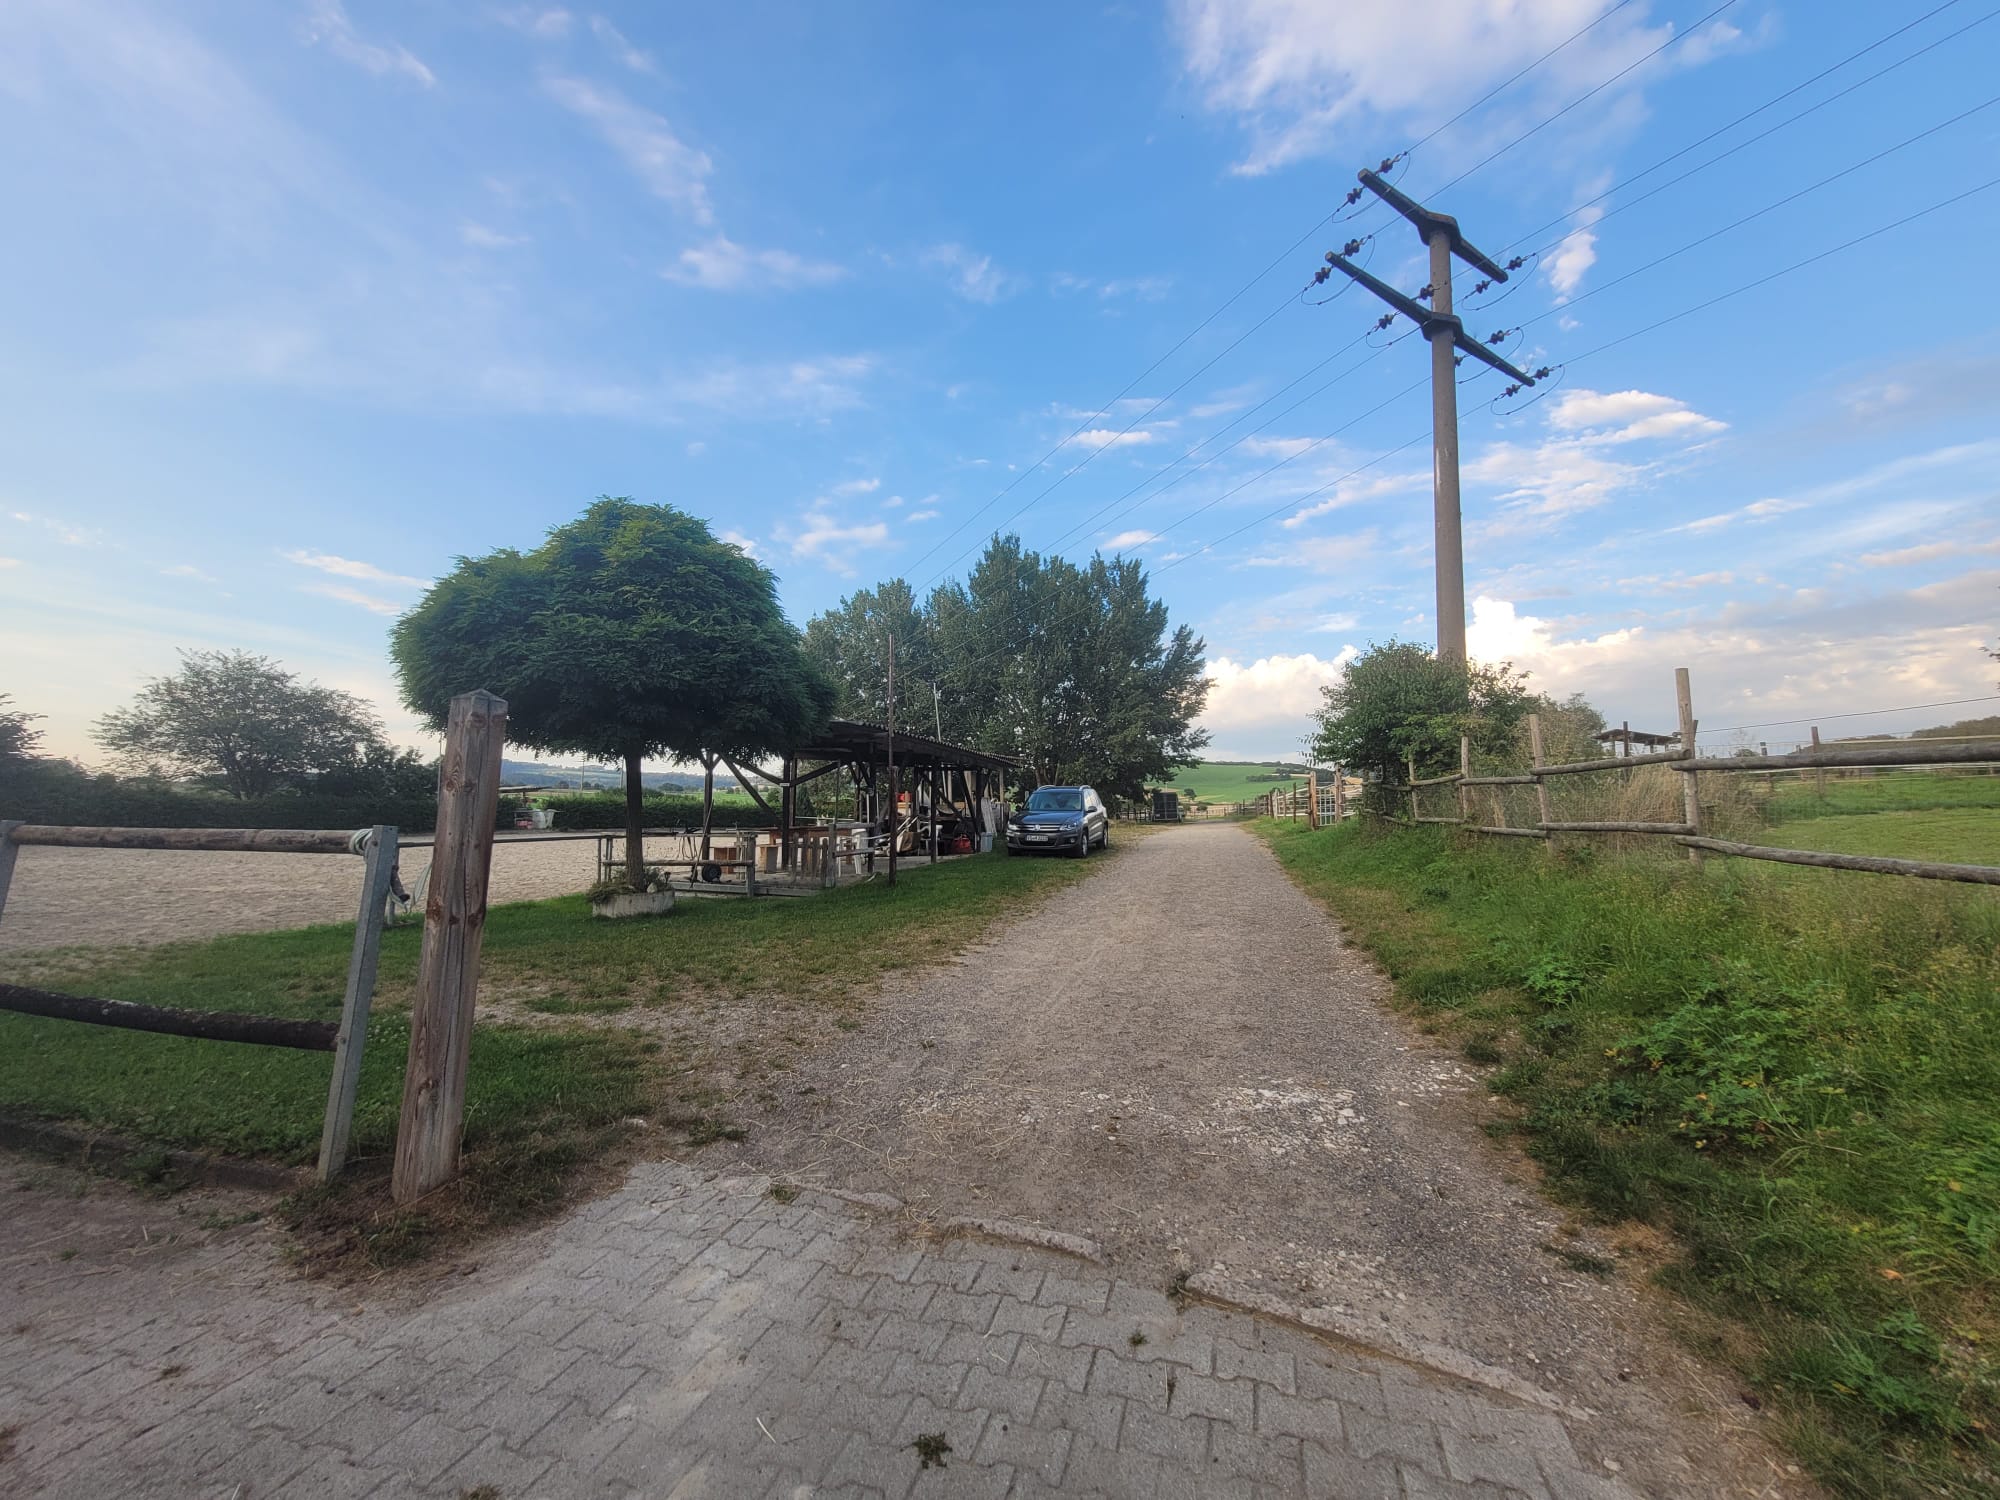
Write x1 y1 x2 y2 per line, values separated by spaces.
1159 761 1308 804
1766 807 2000 866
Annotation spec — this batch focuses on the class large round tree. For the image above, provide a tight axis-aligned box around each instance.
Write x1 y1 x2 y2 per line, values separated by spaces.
393 498 833 887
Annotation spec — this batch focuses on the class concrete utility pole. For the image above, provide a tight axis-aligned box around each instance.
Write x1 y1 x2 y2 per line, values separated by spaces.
885 632 898 889
1322 168 1540 663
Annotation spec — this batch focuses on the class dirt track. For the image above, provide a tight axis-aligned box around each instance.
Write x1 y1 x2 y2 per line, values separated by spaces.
0 832 688 952
717 822 1808 1498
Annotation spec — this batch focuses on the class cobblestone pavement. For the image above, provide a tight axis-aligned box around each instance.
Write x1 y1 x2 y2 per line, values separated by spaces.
1 1159 1680 1500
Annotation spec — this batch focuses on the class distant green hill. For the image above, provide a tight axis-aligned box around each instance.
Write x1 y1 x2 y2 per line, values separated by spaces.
1157 761 1311 804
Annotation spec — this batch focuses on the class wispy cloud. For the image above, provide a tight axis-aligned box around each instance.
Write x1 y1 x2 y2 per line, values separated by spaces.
159 563 217 582
499 7 574 39
907 508 940 522
663 236 845 291
282 549 427 588
1104 529 1158 550
543 75 713 223
924 243 1011 303
786 503 890 576
460 221 528 249
589 14 654 72
718 528 761 559
830 477 881 497
1069 428 1156 449
304 582 404 616
9 509 100 547
302 0 435 87
1545 205 1603 302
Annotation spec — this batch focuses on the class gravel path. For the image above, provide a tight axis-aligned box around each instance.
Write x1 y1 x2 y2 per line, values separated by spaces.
716 823 1809 1498
0 832 694 952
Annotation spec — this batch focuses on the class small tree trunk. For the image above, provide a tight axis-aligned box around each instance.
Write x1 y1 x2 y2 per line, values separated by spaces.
623 749 647 888
700 752 716 858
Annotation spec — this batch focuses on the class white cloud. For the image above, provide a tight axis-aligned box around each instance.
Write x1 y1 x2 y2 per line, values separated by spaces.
1199 650 1358 752
589 15 654 72
787 503 890 576
1104 530 1158 550
282 549 427 588
1070 428 1156 449
717 528 760 559
830 477 881 497
1547 388 1726 444
1284 469 1424 527
160 563 217 582
907 509 940 522
1861 538 2000 568
543 75 713 224
1242 435 1317 460
1171 0 1673 175
1244 530 1377 568
924 243 1010 303
304 582 403 616
686 440 706 457
499 7 574 39
1545 207 1603 302
460 221 528 249
662 235 845 291
0 556 20 569
9 510 100 547
302 0 435 86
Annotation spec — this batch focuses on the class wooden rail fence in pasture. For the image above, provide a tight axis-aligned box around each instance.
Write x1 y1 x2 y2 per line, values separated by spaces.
1371 667 2000 887
0 819 400 1181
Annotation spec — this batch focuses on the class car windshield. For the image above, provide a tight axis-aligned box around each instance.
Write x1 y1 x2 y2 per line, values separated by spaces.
1027 788 1083 812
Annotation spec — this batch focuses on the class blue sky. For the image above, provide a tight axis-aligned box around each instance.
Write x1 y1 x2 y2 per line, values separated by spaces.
2 0 1997 764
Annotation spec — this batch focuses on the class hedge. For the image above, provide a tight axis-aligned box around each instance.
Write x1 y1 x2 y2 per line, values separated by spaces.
0 765 521 834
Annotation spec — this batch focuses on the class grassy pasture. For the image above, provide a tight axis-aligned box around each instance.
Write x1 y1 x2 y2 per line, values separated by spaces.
1161 760 1307 803
1260 817 2000 1498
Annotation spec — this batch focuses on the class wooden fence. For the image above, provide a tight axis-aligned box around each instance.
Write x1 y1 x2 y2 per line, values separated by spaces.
0 820 399 1180
1369 667 2000 887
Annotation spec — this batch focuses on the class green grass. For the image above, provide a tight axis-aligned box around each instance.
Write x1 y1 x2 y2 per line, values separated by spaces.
1257 818 2000 1499
1160 760 1309 804
0 848 1098 1268
1762 771 2000 823
1774 809 2000 866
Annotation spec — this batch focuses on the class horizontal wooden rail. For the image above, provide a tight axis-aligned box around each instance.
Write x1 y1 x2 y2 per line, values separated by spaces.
1541 820 1696 835
6 825 360 854
1677 744 2000 773
1413 815 1463 825
0 983 339 1049
1409 771 1463 787
1531 748 1688 776
1469 825 1547 838
1460 773 1540 787
1674 837 2000 886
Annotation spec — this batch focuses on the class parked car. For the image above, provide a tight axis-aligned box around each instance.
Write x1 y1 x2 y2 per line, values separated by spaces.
1005 785 1110 857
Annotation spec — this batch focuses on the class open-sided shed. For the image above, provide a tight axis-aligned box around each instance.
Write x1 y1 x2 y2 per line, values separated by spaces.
716 719 1023 874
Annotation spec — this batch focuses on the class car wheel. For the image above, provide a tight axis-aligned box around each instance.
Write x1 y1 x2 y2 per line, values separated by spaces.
1100 824 1111 849
1074 830 1090 859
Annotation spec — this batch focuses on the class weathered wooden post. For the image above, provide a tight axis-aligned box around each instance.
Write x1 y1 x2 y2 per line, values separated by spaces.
393 689 507 1205
1458 737 1471 826
1810 726 1826 801
1334 766 1346 822
1676 667 1703 864
318 825 398 1181
1306 769 1320 831
0 820 20 929
1528 715 1555 855
1406 756 1418 824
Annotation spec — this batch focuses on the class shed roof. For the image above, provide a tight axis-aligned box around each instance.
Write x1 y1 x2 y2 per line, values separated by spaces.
795 719 1025 772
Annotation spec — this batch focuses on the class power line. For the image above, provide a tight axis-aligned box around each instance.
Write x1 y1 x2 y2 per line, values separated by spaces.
1496 1 1990 259
1711 697 2000 734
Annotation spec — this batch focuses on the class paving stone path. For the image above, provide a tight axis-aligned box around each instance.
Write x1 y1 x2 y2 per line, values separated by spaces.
4 1161 1661 1500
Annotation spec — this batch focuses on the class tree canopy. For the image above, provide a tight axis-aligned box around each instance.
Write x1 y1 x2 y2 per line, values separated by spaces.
393 497 832 884
0 694 43 764
803 535 1210 800
94 650 394 799
1312 641 1542 782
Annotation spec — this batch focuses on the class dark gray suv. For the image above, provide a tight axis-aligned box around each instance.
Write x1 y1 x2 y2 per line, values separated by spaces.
1005 785 1110 858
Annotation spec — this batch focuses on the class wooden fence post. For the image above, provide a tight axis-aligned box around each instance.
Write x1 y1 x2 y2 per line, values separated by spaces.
1676 667 1703 864
1810 725 1826 800
393 690 507 1205
0 821 20 930
1334 766 1346 822
1307 769 1320 831
318 825 398 1181
1406 757 1418 824
1457 738 1471 826
1527 715 1555 855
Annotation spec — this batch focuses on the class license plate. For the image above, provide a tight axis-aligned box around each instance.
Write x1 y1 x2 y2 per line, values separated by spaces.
1026 834 1049 843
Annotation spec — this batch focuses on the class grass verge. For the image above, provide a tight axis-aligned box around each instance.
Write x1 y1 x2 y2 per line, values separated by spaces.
0 846 1102 1274
1256 818 2000 1499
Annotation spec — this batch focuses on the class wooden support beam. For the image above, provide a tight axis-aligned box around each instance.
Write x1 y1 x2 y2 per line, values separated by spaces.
1675 837 2000 886
5 825 360 853
780 754 796 872
0 819 19 928
393 689 506 1206
1529 748 1690 776
719 756 775 815
1461 773 1541 787
1542 821 1696 834
0 982 337 1049
1676 743 2000 772
1469 825 1548 838
1675 667 1702 865
318 825 397 1181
